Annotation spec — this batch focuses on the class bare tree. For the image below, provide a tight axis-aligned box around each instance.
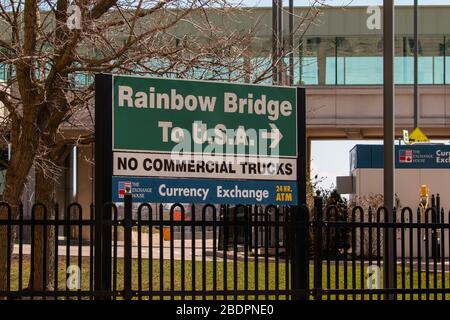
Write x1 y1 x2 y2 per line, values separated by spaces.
0 0 324 293
351 193 401 258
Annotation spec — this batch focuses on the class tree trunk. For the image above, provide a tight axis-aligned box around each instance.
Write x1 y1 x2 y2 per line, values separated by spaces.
27 159 56 292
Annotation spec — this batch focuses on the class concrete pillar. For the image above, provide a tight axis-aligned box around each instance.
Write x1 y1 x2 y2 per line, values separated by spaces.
77 144 94 239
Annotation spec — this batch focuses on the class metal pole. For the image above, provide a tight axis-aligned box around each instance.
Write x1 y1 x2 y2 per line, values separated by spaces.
293 87 308 300
413 0 419 129
288 0 294 85
383 0 396 300
335 37 339 85
444 36 447 85
277 0 283 84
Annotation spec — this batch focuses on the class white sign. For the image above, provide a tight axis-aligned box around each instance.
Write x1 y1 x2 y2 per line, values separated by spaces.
113 152 296 181
403 130 409 145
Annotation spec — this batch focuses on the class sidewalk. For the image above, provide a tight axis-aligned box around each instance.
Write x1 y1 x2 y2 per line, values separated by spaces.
12 237 450 271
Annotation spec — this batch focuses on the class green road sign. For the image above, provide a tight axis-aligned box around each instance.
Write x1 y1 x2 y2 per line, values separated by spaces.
112 75 297 157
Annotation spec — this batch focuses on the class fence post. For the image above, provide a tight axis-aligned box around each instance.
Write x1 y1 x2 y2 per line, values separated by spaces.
313 194 323 300
292 205 309 300
429 194 437 261
124 193 133 300
436 193 441 261
431 194 436 260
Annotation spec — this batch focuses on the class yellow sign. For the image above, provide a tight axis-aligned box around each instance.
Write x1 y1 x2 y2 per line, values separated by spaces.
409 127 429 144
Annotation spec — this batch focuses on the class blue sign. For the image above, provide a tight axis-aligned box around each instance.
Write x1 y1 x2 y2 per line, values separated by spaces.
351 144 450 170
112 176 298 205
395 145 450 168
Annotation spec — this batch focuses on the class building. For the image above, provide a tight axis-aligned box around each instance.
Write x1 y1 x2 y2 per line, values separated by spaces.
344 143 450 257
348 144 450 210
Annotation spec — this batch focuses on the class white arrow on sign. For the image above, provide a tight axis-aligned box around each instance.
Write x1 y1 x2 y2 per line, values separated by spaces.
262 123 283 149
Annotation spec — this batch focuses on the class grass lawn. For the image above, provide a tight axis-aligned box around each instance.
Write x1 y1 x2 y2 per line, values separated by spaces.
8 255 450 300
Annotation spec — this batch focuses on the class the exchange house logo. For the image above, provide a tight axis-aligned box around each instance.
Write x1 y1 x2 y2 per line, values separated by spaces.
399 149 413 163
118 181 132 198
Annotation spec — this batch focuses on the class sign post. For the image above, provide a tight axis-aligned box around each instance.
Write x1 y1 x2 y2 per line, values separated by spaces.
294 87 308 300
383 0 396 300
94 74 113 297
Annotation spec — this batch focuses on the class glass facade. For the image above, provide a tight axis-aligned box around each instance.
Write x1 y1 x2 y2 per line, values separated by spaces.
298 35 449 86
0 64 7 81
0 36 448 87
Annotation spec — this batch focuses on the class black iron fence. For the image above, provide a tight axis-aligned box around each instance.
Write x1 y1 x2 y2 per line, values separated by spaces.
313 194 450 300
0 195 449 300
